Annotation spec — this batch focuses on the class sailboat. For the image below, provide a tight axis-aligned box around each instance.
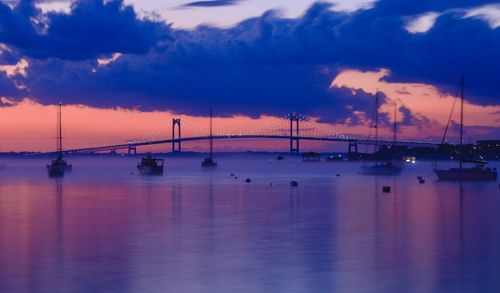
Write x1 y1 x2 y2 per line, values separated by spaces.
434 76 497 181
201 107 217 168
362 92 402 176
47 102 72 177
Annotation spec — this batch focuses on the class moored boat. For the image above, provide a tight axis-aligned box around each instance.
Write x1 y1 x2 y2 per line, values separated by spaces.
362 161 402 176
47 158 72 177
201 157 217 167
435 163 497 181
47 102 71 178
433 76 497 181
137 153 164 175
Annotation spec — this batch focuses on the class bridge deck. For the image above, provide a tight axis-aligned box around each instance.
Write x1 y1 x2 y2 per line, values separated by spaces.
60 135 438 154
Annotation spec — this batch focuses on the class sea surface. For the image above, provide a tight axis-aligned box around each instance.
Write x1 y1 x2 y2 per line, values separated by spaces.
0 155 499 293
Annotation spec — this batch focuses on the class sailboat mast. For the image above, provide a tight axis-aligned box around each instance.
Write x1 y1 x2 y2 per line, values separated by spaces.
375 92 379 143
209 107 213 158
459 75 464 168
57 102 62 159
393 102 397 142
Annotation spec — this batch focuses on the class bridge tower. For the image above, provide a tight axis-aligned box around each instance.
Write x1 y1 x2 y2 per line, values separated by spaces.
347 140 359 160
172 118 181 153
128 143 137 155
289 113 300 154
348 141 358 154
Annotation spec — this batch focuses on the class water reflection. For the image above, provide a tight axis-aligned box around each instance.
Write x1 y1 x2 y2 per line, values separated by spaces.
0 157 499 292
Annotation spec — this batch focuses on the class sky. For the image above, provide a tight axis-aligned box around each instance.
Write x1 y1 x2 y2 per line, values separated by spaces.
0 0 499 152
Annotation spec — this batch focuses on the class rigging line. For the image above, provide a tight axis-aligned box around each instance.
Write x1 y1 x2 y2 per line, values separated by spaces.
440 78 461 145
433 77 461 169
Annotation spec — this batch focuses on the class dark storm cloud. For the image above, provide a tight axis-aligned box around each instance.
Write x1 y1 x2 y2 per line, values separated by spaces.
0 0 170 60
182 0 241 8
0 0 499 124
0 72 26 99
0 72 26 100
398 105 434 130
0 48 27 99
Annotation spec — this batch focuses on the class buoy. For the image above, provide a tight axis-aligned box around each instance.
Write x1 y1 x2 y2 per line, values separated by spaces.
230 173 234 177
234 176 238 179
290 181 298 187
245 178 251 183
382 186 391 193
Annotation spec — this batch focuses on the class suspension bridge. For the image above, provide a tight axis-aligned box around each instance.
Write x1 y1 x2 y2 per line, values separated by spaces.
60 113 438 155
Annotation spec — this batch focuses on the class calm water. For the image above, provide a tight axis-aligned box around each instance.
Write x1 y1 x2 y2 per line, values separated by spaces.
0 155 499 293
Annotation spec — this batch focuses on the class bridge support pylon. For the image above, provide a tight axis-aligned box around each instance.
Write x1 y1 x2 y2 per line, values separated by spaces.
348 141 358 154
289 113 300 154
128 144 137 155
347 141 358 160
172 118 181 153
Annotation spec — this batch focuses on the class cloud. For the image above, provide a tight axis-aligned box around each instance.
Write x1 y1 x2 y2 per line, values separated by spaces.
0 72 27 100
182 0 241 8
0 0 499 127
405 12 440 33
0 0 171 60
464 3 500 29
398 105 434 129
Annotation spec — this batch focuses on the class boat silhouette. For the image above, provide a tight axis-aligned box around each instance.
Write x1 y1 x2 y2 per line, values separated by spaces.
137 153 164 175
362 161 402 176
433 76 497 181
47 102 72 178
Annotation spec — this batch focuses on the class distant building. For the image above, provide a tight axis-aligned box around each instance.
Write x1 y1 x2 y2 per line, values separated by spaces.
476 140 500 160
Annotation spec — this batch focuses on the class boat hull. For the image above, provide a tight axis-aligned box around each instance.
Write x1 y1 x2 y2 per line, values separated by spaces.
362 164 402 176
201 157 217 168
47 159 72 177
47 165 65 177
434 168 497 181
137 165 164 176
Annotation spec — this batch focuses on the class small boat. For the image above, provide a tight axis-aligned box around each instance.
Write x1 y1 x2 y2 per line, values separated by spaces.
137 153 164 175
201 157 217 167
362 161 402 176
47 102 71 178
276 155 285 161
434 76 497 181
